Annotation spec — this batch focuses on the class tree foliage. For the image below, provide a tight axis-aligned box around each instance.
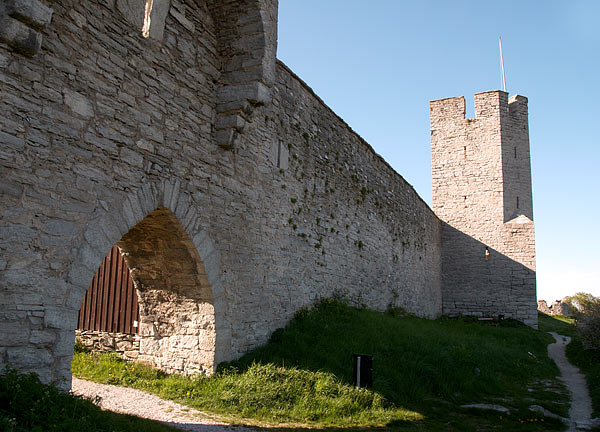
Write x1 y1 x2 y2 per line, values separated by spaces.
565 292 600 351
564 292 600 316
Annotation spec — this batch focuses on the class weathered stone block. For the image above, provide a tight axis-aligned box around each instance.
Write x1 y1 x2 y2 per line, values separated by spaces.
44 307 76 330
62 88 94 118
5 0 53 29
115 0 145 30
149 0 170 40
0 15 41 56
0 52 9 67
7 346 52 368
0 322 29 346
216 128 240 149
66 265 95 292
29 330 55 347
169 8 194 32
216 114 245 132
217 82 270 105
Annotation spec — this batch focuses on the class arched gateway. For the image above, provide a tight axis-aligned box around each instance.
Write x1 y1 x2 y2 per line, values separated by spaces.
9 180 228 388
76 205 219 375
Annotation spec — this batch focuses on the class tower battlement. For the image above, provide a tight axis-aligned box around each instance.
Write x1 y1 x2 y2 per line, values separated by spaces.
431 91 537 327
430 90 514 123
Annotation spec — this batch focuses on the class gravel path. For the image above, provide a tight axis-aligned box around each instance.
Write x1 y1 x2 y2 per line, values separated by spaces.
71 377 259 432
547 332 596 431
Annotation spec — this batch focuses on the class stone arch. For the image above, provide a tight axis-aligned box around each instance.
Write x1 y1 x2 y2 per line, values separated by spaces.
57 179 228 388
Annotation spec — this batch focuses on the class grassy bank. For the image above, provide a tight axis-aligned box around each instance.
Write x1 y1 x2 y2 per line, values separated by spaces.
567 338 600 417
73 352 419 428
0 369 177 432
72 300 569 430
537 312 575 336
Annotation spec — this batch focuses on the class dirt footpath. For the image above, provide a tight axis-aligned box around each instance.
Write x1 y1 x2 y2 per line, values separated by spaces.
547 332 596 431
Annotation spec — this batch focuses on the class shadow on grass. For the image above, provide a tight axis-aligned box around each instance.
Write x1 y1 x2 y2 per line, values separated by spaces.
158 410 566 432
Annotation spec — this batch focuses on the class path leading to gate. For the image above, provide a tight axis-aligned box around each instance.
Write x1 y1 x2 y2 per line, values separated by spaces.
547 332 598 431
71 377 259 432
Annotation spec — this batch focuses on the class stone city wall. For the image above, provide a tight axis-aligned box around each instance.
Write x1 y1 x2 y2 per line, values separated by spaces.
0 0 443 389
265 62 442 321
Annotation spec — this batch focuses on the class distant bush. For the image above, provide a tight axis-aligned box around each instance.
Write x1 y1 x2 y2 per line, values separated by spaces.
565 292 600 351
565 292 600 317
578 315 600 351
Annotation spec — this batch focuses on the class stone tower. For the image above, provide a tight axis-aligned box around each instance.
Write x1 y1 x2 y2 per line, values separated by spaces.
430 91 537 327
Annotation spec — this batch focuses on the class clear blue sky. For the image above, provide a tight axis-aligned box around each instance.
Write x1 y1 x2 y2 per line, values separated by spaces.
277 0 600 302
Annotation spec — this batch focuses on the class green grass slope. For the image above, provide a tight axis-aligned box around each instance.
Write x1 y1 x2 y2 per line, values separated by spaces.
567 338 600 417
537 312 575 336
72 300 570 431
230 301 557 406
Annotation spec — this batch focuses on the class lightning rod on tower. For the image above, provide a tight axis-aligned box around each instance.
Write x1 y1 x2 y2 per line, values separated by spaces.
499 36 507 92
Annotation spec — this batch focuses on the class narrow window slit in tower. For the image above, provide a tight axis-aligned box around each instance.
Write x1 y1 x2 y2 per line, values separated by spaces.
517 196 519 209
464 146 467 160
514 146 517 158
142 0 153 38
276 139 282 168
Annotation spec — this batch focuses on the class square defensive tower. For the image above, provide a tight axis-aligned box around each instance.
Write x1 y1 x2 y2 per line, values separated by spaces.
430 90 537 327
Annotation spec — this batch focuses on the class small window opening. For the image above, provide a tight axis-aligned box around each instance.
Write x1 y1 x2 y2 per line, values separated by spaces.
463 146 467 160
142 0 153 38
485 247 490 261
514 146 517 158
275 139 288 170
516 196 519 209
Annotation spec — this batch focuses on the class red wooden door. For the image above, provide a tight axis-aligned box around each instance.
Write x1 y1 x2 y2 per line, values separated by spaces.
77 245 140 334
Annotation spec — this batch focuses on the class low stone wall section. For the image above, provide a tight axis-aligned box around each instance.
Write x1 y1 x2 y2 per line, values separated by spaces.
76 330 140 360
538 299 574 317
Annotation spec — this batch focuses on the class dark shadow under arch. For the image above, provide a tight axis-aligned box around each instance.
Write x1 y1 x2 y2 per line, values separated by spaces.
117 206 216 374
76 206 217 375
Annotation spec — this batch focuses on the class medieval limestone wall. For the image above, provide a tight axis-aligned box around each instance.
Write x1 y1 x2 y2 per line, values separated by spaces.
430 91 537 327
264 61 443 319
1 0 228 387
0 0 443 389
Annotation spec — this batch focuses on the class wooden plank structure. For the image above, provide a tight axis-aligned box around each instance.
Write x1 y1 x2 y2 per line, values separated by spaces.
77 245 140 334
